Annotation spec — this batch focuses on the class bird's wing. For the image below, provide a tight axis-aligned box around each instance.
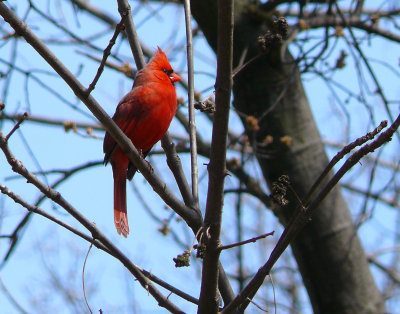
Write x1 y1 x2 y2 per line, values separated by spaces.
103 86 151 165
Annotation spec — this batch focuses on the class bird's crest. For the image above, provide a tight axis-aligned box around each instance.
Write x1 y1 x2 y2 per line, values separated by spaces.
149 47 173 71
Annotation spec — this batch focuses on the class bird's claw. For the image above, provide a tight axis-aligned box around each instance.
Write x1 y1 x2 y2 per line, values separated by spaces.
145 160 154 173
138 149 145 159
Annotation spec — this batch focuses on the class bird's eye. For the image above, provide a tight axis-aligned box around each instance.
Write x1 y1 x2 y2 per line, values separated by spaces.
163 69 173 76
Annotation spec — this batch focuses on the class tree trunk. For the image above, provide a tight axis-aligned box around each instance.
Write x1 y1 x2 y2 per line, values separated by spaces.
191 1 385 312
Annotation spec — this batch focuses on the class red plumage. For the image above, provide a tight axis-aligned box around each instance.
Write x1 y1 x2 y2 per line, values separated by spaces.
103 47 181 237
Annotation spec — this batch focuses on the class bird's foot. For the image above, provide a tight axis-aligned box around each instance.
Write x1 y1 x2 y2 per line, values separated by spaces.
145 160 154 173
138 149 153 173
138 149 145 159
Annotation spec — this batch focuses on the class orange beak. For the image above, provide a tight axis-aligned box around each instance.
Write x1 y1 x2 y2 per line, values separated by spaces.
170 72 182 83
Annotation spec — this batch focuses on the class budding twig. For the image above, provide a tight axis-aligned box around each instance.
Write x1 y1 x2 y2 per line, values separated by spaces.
5 112 28 141
218 231 275 251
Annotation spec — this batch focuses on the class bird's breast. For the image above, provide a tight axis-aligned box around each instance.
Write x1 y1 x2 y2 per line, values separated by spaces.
129 84 177 152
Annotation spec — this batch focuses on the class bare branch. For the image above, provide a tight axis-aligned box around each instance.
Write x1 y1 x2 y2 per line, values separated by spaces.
218 231 275 252
368 255 400 285
86 15 127 94
198 0 234 312
341 183 400 210
0 180 199 306
82 244 94 314
297 13 400 43
0 275 29 314
222 116 400 313
116 0 145 70
183 0 199 208
1 113 103 131
304 120 388 206
0 183 110 254
4 112 28 141
0 130 184 313
161 133 196 208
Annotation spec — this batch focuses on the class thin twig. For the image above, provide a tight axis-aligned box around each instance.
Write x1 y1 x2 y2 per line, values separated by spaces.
76 50 135 79
232 53 263 79
218 231 274 251
0 183 111 255
82 244 94 314
161 133 195 208
304 120 388 206
246 298 268 312
1 113 103 131
86 15 127 94
0 274 29 314
269 274 277 314
0 181 199 306
5 112 28 141
334 3 398 139
116 0 145 70
0 130 184 313
222 117 400 313
183 0 199 208
368 255 400 285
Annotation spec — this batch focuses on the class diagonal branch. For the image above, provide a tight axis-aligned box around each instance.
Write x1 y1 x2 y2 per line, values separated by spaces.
0 183 111 254
1 160 102 267
0 178 199 306
222 116 400 313
0 129 187 313
86 15 128 94
116 0 145 70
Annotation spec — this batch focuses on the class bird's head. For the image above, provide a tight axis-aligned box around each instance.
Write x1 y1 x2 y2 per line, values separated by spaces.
149 47 182 84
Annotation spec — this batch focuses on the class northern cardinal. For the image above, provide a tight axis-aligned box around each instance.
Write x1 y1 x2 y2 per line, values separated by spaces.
103 47 181 237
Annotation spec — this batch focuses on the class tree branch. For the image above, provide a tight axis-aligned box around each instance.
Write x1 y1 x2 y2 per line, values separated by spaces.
0 180 199 306
198 0 234 312
0 183 111 254
183 0 199 208
116 0 145 70
298 13 400 43
222 116 400 313
0 129 185 313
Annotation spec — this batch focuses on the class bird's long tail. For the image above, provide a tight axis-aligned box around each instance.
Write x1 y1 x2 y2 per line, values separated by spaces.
113 170 130 237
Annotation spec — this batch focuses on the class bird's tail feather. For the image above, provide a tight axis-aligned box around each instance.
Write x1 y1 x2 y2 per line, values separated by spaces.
114 175 130 237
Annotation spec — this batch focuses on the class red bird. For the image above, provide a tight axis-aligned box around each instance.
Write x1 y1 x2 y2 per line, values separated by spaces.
103 47 181 237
